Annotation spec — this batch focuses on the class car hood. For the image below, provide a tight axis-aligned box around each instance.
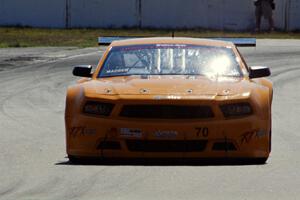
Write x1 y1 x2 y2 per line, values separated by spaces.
82 76 253 99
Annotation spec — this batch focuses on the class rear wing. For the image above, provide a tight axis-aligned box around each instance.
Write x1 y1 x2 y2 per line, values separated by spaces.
98 36 256 47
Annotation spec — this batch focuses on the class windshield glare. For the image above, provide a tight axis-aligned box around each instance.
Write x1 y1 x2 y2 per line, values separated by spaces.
98 44 242 78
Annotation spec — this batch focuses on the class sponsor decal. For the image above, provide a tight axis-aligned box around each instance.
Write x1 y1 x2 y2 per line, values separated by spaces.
154 130 178 139
69 127 96 138
167 95 181 99
256 130 267 138
120 128 142 138
156 44 187 48
240 129 267 144
154 96 163 100
153 95 181 100
106 68 129 74
240 131 255 144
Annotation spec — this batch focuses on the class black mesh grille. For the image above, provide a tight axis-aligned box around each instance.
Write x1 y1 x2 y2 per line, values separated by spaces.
97 141 121 150
120 105 214 119
212 142 237 151
126 140 207 152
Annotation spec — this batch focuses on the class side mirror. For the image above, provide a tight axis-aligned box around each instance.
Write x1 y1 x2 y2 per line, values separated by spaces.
72 65 92 77
249 66 271 79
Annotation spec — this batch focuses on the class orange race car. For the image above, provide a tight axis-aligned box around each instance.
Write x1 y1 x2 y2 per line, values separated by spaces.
65 37 273 164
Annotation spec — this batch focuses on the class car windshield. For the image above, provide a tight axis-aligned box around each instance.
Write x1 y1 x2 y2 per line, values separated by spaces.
98 44 242 78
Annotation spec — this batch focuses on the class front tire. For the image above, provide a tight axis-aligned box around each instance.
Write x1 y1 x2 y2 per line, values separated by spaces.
252 157 268 164
68 155 85 164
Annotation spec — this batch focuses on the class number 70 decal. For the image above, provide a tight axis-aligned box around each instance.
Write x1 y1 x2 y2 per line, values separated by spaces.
195 127 209 137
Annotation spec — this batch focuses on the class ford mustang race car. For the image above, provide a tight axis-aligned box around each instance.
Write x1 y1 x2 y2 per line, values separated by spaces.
65 37 272 164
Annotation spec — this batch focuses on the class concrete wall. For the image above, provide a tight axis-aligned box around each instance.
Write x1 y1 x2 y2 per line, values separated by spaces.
141 0 211 29
141 0 255 31
0 0 66 28
222 0 254 30
0 0 299 31
69 0 138 28
288 0 300 30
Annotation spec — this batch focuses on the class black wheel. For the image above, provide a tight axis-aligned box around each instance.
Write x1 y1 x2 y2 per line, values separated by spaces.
68 155 102 164
68 155 85 164
252 157 268 164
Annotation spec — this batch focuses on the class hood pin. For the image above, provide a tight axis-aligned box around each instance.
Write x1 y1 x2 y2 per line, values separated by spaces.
140 88 149 94
187 89 193 94
105 88 112 94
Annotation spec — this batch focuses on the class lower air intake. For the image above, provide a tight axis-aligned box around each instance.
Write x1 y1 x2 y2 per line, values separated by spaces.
126 140 207 152
97 141 121 150
212 142 237 151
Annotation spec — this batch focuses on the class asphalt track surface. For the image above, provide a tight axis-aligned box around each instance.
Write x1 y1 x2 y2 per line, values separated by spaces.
0 40 300 200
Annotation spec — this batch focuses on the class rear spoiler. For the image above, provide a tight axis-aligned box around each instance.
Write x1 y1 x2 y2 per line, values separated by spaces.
98 36 256 47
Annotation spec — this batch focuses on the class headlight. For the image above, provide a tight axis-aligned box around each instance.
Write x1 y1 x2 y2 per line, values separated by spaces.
220 103 252 118
83 101 114 116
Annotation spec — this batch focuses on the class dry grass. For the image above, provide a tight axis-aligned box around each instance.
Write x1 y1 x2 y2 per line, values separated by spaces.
1 27 300 48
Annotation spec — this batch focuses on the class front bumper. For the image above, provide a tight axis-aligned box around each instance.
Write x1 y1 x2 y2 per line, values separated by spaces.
65 114 271 159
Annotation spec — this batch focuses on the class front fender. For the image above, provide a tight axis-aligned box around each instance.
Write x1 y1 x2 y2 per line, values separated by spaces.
252 78 273 105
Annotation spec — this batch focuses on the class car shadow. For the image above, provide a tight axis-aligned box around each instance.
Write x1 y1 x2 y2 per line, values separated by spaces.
55 157 267 166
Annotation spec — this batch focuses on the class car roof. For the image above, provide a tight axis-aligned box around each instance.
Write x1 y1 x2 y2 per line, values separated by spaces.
110 37 235 48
